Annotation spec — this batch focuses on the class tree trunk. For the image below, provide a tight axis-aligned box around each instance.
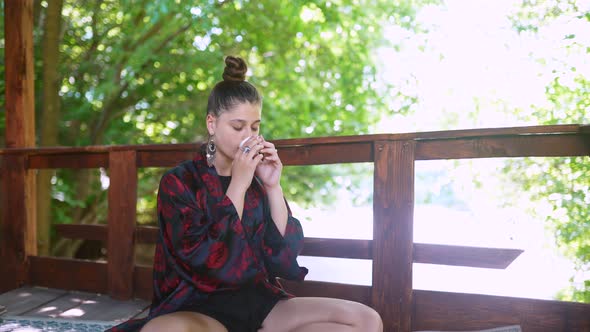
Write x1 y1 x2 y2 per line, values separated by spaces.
37 0 63 256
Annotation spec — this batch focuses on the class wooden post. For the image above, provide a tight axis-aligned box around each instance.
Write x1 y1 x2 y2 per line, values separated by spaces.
107 150 138 300
1 0 36 292
372 140 415 332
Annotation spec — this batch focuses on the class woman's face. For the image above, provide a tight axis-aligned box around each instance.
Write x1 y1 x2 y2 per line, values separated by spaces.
207 102 262 163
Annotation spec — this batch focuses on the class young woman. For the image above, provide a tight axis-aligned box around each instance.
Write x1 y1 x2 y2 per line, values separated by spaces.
108 56 383 332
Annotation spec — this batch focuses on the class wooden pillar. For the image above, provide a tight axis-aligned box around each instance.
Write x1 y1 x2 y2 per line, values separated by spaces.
107 150 138 300
372 140 415 332
1 0 37 292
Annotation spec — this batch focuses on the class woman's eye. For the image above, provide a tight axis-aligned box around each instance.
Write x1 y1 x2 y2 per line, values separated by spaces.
252 127 259 132
233 127 243 131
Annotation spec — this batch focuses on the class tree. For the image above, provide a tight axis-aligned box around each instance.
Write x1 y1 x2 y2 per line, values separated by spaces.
503 0 590 302
0 0 435 258
37 0 64 256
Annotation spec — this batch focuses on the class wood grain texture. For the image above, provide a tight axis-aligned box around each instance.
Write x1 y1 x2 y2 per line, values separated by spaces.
28 153 108 169
1 0 36 294
72 293 148 322
135 226 159 243
372 140 415 332
137 150 196 167
133 265 153 300
413 290 590 332
4 0 35 149
22 290 97 318
107 151 138 300
55 224 108 241
29 256 108 294
300 238 372 259
414 243 523 269
0 155 33 292
278 142 373 165
0 286 149 321
416 134 590 160
2 125 587 169
0 286 67 316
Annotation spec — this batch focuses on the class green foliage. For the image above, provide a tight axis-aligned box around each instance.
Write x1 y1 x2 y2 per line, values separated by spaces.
509 0 583 32
0 1 435 234
54 0 429 148
502 78 590 301
501 0 590 303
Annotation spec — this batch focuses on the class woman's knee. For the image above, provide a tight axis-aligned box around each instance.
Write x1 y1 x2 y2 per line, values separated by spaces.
356 304 383 332
140 311 227 332
338 301 382 331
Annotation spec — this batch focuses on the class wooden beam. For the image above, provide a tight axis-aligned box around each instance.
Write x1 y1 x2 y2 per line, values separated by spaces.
413 243 523 269
1 0 36 293
28 256 108 294
58 224 525 269
0 155 32 291
133 265 153 300
413 290 590 332
135 225 159 243
372 140 415 332
279 142 373 165
4 0 35 149
29 153 108 169
300 238 372 259
137 150 196 168
416 134 590 160
107 151 137 300
55 224 108 242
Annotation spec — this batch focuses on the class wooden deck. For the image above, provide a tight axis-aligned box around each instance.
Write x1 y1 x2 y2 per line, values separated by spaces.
0 286 149 323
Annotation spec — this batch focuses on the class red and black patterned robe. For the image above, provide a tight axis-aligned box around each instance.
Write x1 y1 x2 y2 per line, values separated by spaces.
107 152 308 331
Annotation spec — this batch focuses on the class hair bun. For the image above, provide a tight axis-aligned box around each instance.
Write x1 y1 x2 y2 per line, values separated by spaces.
222 56 247 82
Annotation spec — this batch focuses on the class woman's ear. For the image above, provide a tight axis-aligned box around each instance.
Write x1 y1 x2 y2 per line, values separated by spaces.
206 114 216 136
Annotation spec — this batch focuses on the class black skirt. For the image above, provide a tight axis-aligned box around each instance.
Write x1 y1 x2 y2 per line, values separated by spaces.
179 284 283 332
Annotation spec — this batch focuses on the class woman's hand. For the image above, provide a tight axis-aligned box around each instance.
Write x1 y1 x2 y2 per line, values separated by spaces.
229 136 264 193
255 137 282 189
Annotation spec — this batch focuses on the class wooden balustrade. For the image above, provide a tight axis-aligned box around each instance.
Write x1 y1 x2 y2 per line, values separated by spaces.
1 124 590 331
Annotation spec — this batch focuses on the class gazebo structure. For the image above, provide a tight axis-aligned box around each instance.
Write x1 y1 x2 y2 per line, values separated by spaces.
2 1 590 331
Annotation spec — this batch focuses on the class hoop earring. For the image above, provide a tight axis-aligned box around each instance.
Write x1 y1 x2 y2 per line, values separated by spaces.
206 135 216 167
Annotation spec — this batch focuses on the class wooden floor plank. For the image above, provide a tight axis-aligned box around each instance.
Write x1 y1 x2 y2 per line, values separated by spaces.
63 293 149 322
0 286 66 315
21 290 97 318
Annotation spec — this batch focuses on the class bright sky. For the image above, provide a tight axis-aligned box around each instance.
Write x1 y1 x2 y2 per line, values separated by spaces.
291 0 589 300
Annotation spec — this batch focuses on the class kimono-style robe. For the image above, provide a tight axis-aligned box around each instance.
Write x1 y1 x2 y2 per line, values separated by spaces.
107 151 308 331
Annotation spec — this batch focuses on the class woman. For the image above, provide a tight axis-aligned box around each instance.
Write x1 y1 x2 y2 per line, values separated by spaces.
108 56 383 332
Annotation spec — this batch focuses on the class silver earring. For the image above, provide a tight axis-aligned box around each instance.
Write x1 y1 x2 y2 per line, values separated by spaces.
206 135 216 167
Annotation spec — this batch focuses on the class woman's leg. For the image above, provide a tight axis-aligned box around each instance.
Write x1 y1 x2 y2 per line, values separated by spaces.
259 297 383 332
140 311 228 332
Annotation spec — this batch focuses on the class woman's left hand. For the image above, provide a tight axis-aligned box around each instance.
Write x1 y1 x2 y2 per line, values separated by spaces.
255 138 282 188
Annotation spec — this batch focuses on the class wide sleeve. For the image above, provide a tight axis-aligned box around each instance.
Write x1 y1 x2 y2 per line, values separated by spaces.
158 172 259 286
262 199 308 281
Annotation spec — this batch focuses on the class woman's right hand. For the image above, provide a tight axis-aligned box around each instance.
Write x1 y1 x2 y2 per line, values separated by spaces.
229 136 264 194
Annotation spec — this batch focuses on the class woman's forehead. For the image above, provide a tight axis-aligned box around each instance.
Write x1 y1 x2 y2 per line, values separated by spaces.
221 102 261 121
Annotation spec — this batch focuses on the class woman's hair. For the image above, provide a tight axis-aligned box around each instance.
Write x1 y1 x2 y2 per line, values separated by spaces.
206 56 262 116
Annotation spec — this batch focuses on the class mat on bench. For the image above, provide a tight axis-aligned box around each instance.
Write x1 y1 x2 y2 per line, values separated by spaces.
0 315 115 332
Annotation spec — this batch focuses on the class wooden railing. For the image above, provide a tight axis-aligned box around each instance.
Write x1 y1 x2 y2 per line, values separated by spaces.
1 124 590 331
